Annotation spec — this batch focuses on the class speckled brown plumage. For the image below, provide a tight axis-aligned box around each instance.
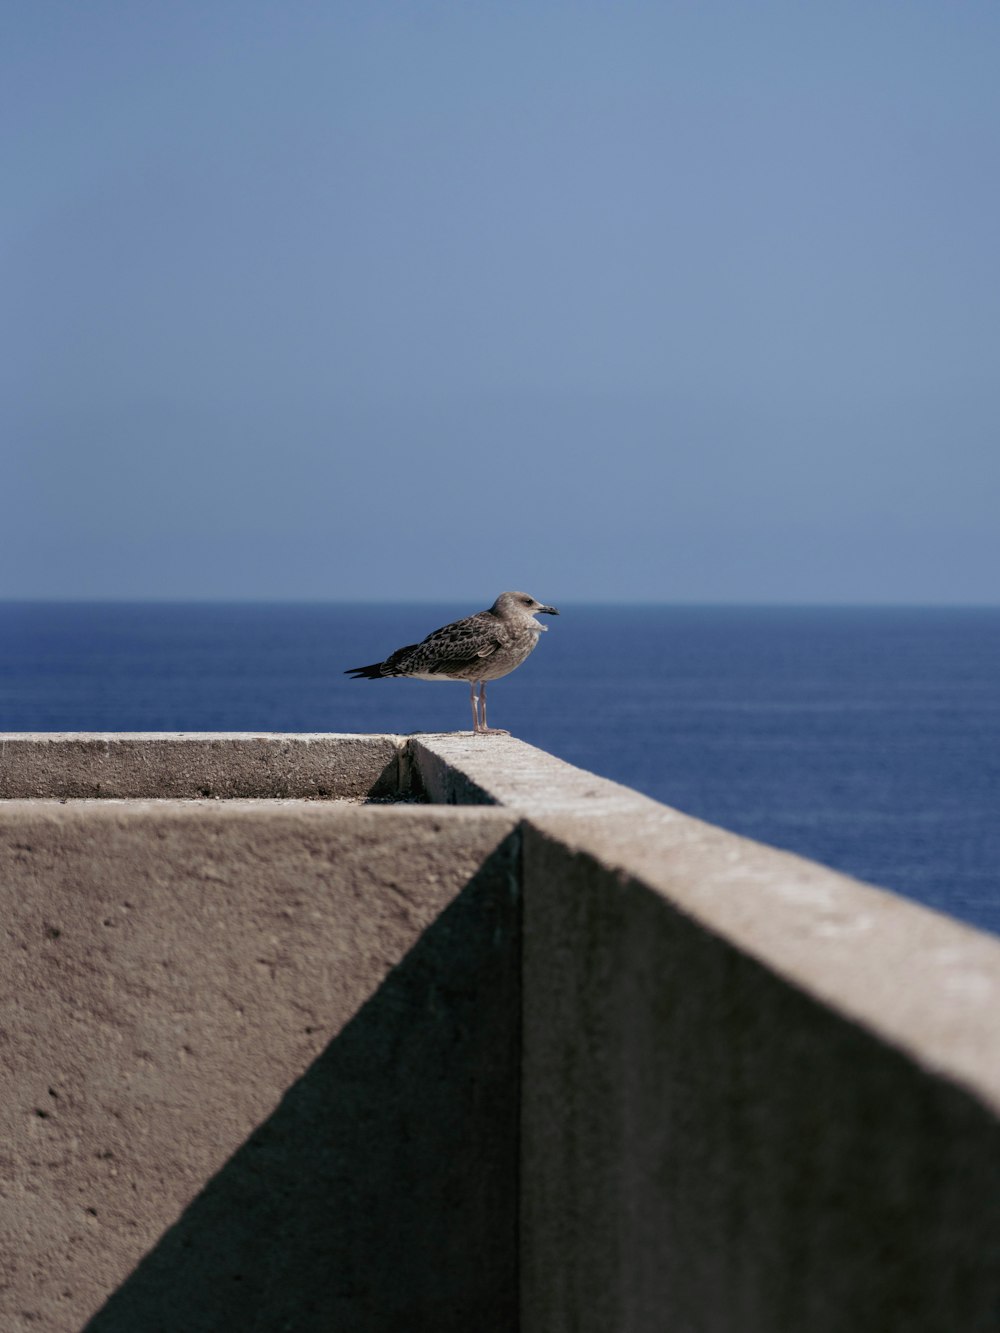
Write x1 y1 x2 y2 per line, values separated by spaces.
345 591 559 734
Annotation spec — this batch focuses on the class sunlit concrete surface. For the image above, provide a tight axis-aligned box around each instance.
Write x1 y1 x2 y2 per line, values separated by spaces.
2 734 1000 1331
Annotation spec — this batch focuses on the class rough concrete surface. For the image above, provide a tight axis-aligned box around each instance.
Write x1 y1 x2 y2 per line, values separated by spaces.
410 733 1000 1332
519 827 1000 1333
0 733 404 800
0 799 520 1332
6 733 1000 1332
411 733 1000 1112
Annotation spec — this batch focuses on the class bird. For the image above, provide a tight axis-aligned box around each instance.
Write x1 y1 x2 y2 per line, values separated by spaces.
345 591 559 735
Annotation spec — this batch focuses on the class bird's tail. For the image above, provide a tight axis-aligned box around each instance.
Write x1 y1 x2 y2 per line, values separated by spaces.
344 662 386 679
345 641 419 679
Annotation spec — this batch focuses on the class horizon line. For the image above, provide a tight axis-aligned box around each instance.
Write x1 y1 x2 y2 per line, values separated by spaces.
1 597 998 610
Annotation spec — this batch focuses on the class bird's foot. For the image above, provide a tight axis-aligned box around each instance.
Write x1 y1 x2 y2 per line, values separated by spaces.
473 726 510 736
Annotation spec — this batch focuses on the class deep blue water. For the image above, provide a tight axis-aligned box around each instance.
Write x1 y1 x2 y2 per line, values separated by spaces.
2 602 998 934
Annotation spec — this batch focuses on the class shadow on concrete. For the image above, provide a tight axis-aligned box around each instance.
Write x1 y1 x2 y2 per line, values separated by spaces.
83 833 521 1333
364 749 408 800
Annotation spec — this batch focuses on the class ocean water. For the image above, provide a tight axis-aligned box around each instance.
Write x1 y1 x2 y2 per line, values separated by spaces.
2 602 998 935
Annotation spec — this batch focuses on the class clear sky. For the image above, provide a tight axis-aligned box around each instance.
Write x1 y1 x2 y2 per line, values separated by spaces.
4 1 998 603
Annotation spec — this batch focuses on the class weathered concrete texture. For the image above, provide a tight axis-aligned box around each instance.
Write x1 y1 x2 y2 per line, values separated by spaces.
409 732 647 813
0 733 405 800
7 732 1000 1332
0 800 520 1333
410 734 1000 1332
411 733 1000 1112
519 828 1000 1333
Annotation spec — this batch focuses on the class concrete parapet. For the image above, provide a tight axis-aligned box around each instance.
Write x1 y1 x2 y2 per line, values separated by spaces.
412 734 1000 1332
410 734 1000 1112
0 767 519 1331
0 732 403 800
3 733 1000 1331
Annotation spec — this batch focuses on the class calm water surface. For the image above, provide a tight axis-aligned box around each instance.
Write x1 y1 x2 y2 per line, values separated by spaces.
2 602 998 933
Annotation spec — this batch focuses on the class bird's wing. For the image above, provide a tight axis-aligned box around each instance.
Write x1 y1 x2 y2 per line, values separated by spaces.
408 613 507 674
376 642 421 675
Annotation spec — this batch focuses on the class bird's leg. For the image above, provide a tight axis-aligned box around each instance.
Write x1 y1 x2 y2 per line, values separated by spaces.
477 681 509 736
470 682 481 733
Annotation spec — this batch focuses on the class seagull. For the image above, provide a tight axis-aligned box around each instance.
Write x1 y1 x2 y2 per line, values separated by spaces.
345 591 559 735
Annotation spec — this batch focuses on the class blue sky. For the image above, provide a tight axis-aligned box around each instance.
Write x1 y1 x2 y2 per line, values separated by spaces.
4 1 998 602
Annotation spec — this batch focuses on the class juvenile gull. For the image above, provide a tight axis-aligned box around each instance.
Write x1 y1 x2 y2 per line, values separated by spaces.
345 591 559 735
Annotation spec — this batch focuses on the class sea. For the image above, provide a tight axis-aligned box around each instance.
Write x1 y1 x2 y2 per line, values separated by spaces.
2 602 998 935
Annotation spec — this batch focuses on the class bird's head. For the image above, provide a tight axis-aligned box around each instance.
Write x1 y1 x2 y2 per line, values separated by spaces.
492 591 560 628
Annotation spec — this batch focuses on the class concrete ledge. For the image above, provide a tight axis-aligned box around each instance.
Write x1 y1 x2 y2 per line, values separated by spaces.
408 733 1000 1332
410 733 1000 1112
5 733 1000 1330
0 733 404 800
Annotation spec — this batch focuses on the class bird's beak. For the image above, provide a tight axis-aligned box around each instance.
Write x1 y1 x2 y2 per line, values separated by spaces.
539 605 559 616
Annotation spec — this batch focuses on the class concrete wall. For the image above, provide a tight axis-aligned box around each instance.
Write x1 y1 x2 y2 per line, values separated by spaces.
0 773 520 1332
411 734 1000 1333
4 733 1000 1332
520 825 1000 1333
0 732 403 800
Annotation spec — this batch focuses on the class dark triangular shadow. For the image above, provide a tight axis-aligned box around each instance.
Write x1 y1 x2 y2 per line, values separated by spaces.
83 832 521 1333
